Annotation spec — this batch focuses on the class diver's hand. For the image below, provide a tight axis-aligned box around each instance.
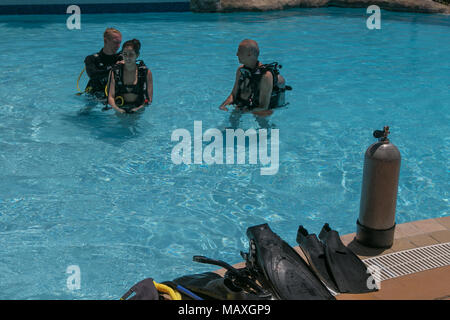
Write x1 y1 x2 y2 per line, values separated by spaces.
117 108 126 114
116 60 125 65
219 94 235 111
130 106 142 113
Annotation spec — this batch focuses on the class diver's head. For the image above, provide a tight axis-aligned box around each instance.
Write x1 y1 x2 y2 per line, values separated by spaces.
103 28 122 55
121 39 141 66
236 39 259 68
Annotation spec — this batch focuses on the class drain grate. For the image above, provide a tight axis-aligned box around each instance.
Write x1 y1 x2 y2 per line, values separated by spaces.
363 242 450 282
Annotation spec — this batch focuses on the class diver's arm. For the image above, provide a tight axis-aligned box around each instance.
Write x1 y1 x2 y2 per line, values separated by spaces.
219 67 241 111
84 55 108 79
244 72 273 112
107 72 125 113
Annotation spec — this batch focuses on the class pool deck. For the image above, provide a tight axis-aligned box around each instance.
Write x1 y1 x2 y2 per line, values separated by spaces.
337 216 450 300
214 216 450 300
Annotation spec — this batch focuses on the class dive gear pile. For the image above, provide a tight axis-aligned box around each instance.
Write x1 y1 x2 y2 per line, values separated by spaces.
122 222 378 300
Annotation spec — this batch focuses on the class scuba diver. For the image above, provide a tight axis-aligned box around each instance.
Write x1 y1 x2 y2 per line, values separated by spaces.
106 39 153 114
83 28 124 100
219 39 291 128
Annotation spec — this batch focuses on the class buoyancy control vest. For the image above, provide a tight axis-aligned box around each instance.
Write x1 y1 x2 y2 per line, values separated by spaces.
110 60 149 106
235 62 291 110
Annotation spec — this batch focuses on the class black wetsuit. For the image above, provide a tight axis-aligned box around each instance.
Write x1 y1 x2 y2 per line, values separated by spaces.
84 49 123 98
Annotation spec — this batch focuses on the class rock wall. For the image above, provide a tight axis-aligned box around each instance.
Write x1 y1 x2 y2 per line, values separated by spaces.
190 0 450 14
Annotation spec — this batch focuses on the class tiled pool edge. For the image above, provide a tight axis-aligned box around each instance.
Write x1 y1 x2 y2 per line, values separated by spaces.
340 216 450 259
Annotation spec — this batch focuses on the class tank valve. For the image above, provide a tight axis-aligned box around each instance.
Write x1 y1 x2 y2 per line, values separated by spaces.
373 126 390 141
356 126 401 248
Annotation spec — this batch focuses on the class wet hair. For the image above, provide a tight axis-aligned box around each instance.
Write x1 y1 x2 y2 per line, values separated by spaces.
122 39 141 56
103 28 121 39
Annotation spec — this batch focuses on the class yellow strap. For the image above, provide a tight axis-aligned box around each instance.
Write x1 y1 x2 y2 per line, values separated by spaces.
154 282 182 300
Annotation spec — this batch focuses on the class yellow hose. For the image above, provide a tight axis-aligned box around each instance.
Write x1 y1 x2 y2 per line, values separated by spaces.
115 96 124 107
105 82 124 107
154 282 182 300
76 67 86 93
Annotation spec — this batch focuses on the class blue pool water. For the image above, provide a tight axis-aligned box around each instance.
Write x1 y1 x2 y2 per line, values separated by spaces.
0 8 449 299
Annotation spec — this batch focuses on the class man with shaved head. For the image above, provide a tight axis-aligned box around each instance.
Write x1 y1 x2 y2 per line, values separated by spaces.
219 39 289 125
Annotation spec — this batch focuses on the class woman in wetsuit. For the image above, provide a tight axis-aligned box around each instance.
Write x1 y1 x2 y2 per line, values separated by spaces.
107 39 153 114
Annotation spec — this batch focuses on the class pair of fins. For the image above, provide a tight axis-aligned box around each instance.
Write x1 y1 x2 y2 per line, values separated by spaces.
296 223 378 294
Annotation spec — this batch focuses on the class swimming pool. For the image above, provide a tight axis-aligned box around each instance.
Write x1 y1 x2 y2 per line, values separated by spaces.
0 8 448 299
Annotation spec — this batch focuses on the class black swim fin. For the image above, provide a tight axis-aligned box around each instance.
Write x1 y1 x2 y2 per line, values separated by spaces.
318 223 378 294
244 223 335 300
296 225 339 293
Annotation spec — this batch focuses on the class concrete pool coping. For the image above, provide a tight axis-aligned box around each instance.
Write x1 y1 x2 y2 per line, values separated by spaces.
213 216 450 300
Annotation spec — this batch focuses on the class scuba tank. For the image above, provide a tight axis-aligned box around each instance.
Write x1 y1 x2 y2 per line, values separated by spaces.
356 126 401 248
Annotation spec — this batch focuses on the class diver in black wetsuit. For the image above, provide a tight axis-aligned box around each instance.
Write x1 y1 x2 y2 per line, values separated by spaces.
84 28 124 99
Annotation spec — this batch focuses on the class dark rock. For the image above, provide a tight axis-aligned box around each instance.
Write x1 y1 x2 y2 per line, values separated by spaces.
190 0 450 14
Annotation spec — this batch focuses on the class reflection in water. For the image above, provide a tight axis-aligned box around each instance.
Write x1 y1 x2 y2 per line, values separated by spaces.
227 108 276 130
63 101 149 145
114 108 146 136
77 100 100 116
